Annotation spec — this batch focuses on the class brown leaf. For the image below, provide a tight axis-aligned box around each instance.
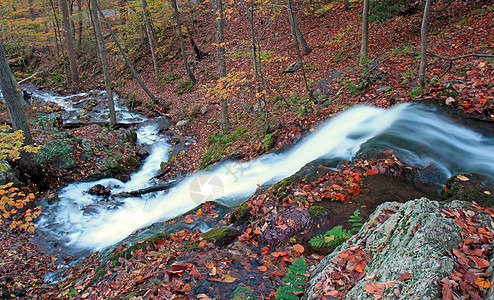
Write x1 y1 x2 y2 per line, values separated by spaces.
399 272 412 281
293 244 305 255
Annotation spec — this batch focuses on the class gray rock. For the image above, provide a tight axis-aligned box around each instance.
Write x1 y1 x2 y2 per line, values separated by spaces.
176 120 189 127
285 61 304 73
200 106 208 115
304 198 493 300
0 160 19 186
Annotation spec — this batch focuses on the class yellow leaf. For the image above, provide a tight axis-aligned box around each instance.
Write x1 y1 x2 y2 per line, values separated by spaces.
325 235 335 243
222 274 236 283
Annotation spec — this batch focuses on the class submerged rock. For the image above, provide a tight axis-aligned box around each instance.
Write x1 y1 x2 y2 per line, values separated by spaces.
304 197 493 300
442 173 494 207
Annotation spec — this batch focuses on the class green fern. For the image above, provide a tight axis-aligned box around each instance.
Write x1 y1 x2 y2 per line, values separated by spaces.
349 210 363 233
309 210 363 248
276 257 308 300
309 226 352 248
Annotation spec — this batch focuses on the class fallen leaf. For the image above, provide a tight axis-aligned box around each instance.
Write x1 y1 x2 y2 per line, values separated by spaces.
366 169 378 175
197 294 212 300
293 244 305 255
185 214 194 224
399 272 412 281
474 277 491 289
258 266 267 271
364 282 378 293
222 274 237 283
354 262 366 273
270 271 285 276
457 174 469 181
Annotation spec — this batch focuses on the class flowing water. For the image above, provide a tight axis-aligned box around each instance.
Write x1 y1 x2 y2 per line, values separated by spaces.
32 90 494 256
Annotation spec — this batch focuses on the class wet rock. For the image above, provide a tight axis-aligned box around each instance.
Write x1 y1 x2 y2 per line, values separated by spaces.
88 184 111 197
304 198 493 300
46 192 60 204
0 160 19 186
441 173 494 207
257 207 313 247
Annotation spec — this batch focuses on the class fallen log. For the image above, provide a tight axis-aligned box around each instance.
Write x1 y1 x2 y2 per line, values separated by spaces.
112 181 174 198
62 121 140 129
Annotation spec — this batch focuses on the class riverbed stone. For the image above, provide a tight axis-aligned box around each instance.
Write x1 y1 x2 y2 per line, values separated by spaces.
304 197 493 300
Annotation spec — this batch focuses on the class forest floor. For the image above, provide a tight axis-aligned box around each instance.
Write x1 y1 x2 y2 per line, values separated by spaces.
1 0 494 298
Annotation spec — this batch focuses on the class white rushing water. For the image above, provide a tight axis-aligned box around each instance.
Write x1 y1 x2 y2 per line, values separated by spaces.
36 102 494 251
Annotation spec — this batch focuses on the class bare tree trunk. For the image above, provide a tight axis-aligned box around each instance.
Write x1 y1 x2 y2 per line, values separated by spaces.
91 0 117 124
287 0 311 98
213 0 231 132
171 0 196 84
61 0 80 85
419 0 432 89
77 0 83 48
27 0 35 20
0 39 42 184
360 0 369 64
95 0 159 103
141 0 159 78
249 0 264 117
292 16 311 55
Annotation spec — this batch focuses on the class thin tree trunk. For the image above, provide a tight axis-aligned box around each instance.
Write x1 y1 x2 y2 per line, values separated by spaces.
171 0 196 84
292 16 311 55
61 0 80 84
213 0 230 132
95 0 159 103
287 0 310 98
49 0 62 57
249 0 264 118
360 0 369 64
419 0 432 88
141 0 160 78
28 0 35 20
91 0 117 124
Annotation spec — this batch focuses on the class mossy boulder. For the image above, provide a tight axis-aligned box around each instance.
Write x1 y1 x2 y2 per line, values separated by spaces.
202 227 240 247
229 202 252 224
441 173 494 207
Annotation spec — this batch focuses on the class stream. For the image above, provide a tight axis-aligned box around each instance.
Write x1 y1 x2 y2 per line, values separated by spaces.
29 88 494 265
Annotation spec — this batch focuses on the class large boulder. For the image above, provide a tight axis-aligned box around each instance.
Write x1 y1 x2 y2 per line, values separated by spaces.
304 197 494 299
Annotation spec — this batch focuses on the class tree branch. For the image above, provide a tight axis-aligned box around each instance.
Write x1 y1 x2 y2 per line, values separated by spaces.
428 52 494 77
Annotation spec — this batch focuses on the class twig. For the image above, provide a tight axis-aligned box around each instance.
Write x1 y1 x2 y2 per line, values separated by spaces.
18 71 43 84
428 52 494 77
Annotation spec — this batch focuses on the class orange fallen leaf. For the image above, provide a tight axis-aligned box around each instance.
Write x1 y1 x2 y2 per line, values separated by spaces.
354 262 366 273
185 215 194 223
399 272 412 281
293 244 305 255
261 246 270 254
474 277 491 289
257 266 267 272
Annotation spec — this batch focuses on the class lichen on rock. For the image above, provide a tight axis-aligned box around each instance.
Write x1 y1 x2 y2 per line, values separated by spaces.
304 197 494 300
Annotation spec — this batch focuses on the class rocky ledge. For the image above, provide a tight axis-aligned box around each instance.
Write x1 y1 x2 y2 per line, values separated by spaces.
304 197 494 299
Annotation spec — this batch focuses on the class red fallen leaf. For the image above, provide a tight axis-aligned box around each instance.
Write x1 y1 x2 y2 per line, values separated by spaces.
276 216 283 225
351 186 360 195
197 294 213 300
110 281 118 289
208 277 223 282
472 256 490 268
257 266 267 271
187 264 203 280
399 272 412 281
366 169 378 175
270 271 285 276
261 246 270 254
339 249 351 259
364 282 378 293
271 251 287 258
198 239 207 247
439 277 453 300
413 224 422 234
253 229 262 235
